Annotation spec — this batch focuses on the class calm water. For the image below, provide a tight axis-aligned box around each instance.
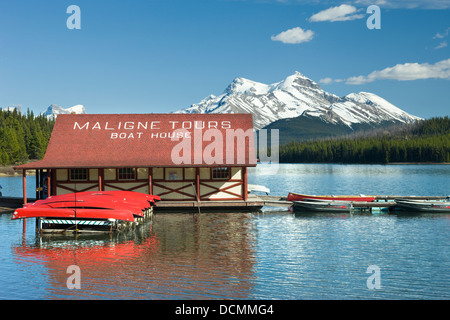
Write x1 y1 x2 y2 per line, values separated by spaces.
0 164 449 300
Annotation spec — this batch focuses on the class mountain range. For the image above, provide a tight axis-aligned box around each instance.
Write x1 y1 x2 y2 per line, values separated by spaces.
43 104 86 119
176 72 422 143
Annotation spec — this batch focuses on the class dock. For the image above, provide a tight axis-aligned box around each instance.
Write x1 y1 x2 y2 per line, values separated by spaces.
1 194 448 214
0 197 29 213
0 195 265 214
153 194 265 213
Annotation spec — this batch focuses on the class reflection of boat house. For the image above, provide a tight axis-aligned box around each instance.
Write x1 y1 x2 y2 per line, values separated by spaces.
15 113 261 210
14 213 257 298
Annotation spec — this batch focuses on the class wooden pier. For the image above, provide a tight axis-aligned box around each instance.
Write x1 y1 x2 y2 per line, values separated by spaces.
0 195 265 214
0 197 29 213
1 194 448 214
154 194 265 213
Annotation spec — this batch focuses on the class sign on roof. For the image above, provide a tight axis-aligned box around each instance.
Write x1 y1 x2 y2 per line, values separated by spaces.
17 113 257 169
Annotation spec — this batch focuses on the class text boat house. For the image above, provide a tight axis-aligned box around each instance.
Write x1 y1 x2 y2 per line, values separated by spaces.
15 113 261 211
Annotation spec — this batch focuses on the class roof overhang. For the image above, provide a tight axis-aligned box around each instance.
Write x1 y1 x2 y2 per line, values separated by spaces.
15 113 257 170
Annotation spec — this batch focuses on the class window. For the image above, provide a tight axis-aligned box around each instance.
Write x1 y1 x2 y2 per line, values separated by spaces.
118 168 136 180
212 167 229 179
166 168 183 181
70 169 87 181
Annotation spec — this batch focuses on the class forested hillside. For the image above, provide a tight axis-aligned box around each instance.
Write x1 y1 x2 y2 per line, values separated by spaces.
0 109 55 165
279 117 450 164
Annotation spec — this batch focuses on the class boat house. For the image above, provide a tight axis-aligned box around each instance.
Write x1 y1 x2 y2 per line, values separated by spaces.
15 113 260 210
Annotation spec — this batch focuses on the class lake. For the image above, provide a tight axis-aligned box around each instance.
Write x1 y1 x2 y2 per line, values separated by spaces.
0 164 449 300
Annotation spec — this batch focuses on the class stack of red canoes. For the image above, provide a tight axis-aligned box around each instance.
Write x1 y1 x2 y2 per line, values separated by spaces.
12 191 161 222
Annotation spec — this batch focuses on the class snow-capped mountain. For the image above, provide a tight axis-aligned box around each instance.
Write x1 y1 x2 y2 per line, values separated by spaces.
44 104 86 119
1 106 22 113
176 72 421 130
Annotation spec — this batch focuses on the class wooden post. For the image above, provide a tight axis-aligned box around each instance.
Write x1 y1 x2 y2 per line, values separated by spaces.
22 170 27 204
47 170 52 197
40 169 44 199
243 167 248 201
148 168 153 195
196 167 200 202
22 170 27 232
99 168 103 191
35 169 39 200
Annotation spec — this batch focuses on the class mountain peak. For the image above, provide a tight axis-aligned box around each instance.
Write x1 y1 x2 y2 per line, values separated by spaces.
293 71 308 78
225 77 271 95
276 71 322 91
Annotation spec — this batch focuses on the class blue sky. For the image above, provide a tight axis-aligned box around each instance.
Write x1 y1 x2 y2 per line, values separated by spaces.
0 0 449 119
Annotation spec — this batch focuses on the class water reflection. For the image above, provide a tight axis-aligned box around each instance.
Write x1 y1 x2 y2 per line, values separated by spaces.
12 213 257 300
391 211 450 219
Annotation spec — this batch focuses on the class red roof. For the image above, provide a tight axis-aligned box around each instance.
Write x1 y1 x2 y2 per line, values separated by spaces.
15 113 257 169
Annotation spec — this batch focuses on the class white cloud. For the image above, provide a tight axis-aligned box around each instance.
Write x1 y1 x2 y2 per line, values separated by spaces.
268 0 450 9
353 0 450 9
433 27 450 39
309 4 365 22
432 27 449 49
319 77 334 84
345 59 450 84
271 27 314 44
435 41 448 50
319 77 343 84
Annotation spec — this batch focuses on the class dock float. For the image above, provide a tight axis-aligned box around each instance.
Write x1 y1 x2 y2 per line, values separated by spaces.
0 195 265 214
0 197 32 213
154 195 265 213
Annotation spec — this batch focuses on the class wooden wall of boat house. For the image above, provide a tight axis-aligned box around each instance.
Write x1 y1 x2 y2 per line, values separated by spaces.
52 166 245 201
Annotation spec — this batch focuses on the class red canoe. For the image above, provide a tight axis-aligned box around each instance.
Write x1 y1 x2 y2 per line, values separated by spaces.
24 199 148 217
12 207 136 222
14 191 161 222
287 192 376 202
27 191 160 207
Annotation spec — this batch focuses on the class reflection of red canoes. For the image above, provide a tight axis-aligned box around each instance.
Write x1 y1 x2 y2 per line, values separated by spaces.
13 234 159 269
287 192 376 202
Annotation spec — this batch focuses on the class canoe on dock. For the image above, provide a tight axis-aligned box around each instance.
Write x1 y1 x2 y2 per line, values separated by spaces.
293 200 353 213
395 199 450 213
11 191 160 233
287 192 376 202
26 190 160 208
22 191 159 217
248 184 270 195
13 207 137 221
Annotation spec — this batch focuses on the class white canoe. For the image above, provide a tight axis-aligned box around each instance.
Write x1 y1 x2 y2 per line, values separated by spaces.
248 184 270 195
395 199 450 212
293 200 353 213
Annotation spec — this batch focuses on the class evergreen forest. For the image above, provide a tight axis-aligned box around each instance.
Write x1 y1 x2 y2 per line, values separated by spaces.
0 109 55 166
279 116 450 164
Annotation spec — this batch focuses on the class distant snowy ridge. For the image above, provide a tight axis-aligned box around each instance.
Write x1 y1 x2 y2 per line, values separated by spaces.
44 104 86 119
1 106 22 113
176 71 422 129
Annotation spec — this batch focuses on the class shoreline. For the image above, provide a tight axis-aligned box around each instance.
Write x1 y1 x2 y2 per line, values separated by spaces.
0 166 35 177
